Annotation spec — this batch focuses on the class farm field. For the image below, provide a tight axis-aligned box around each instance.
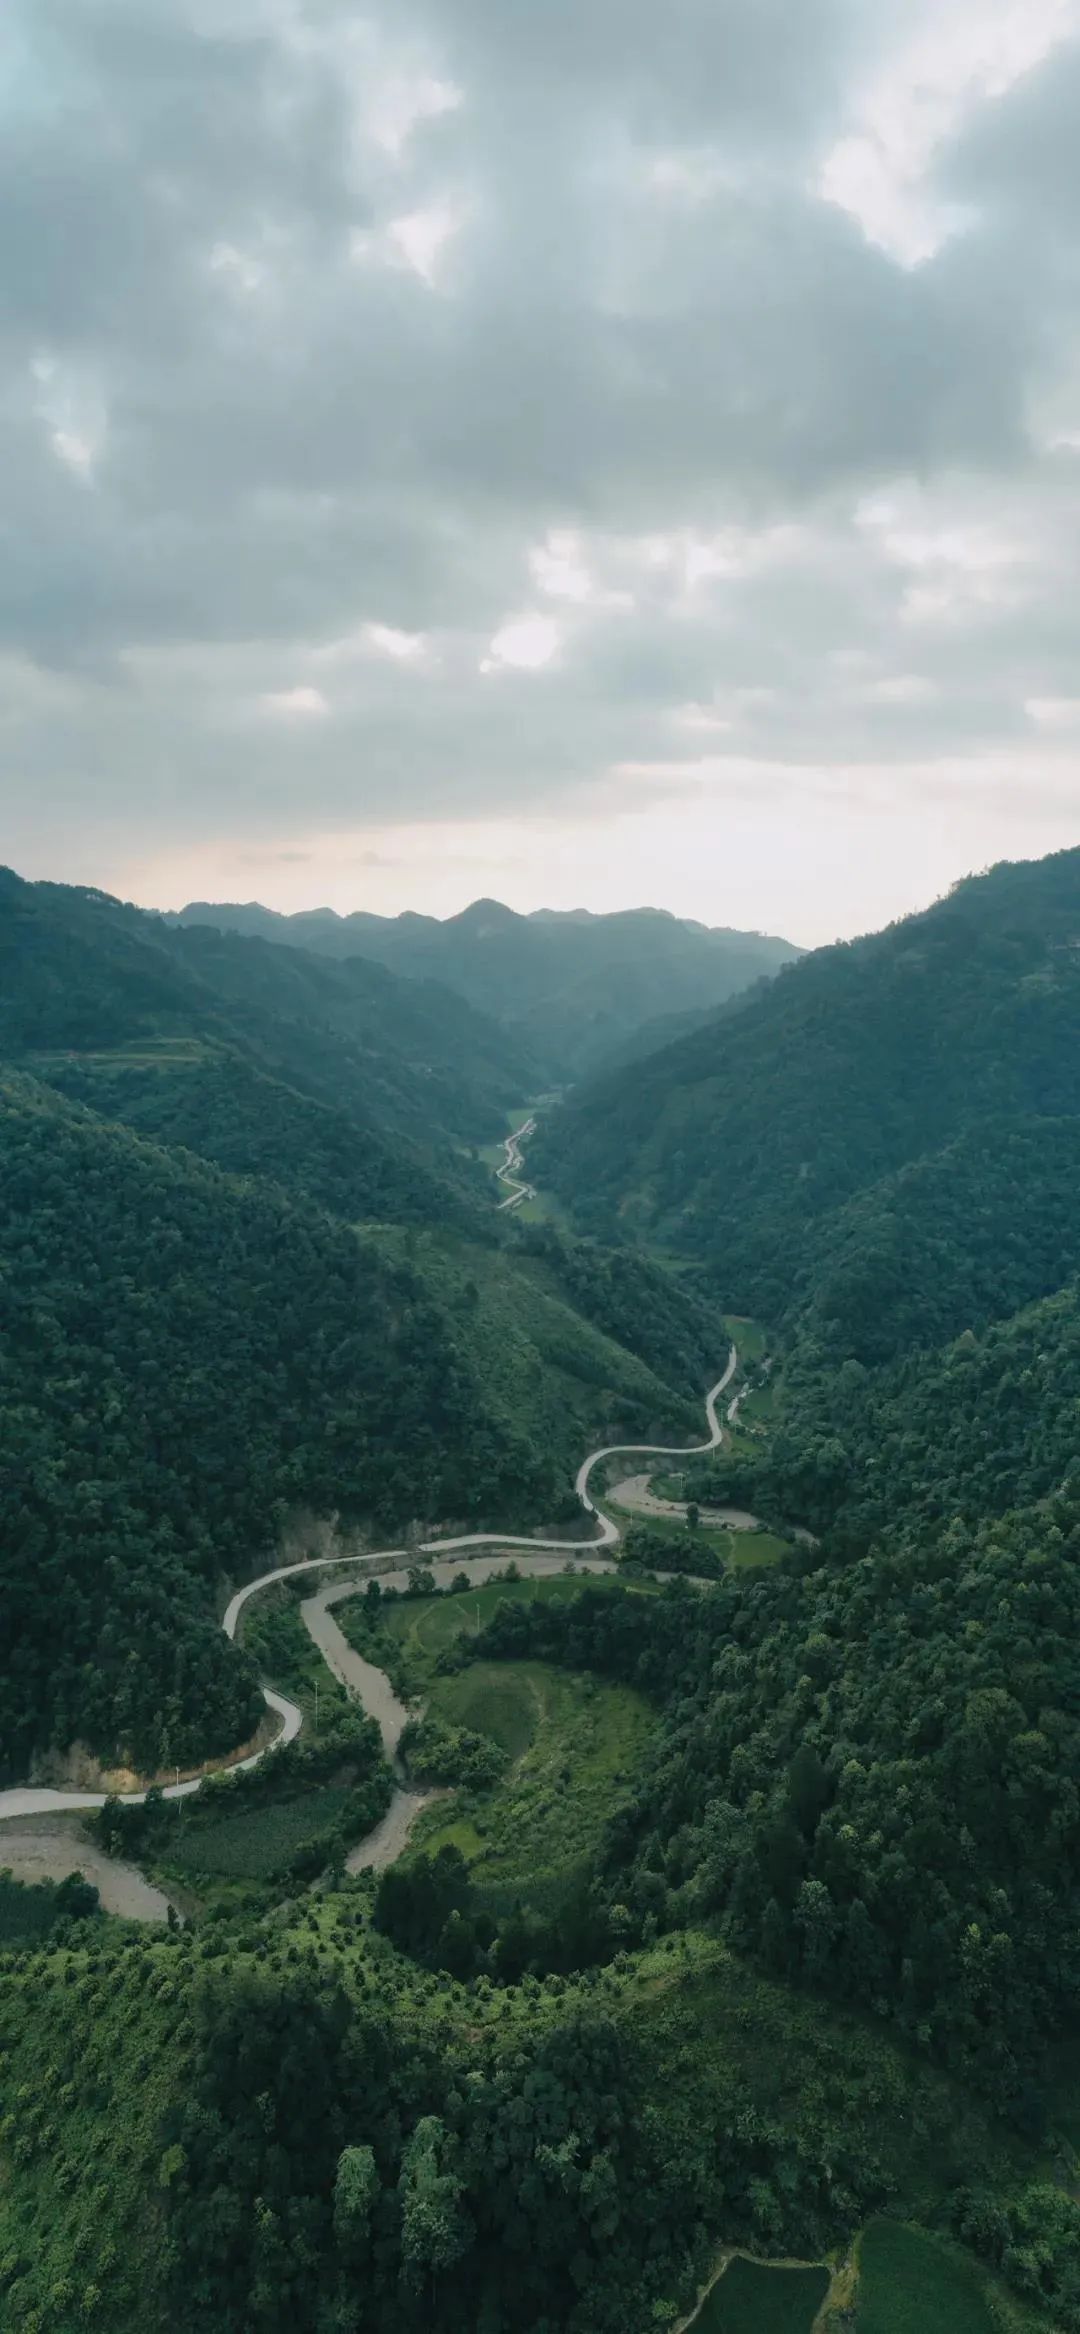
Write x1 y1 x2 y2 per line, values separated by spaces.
162 1784 359 1881
407 1657 656 1919
693 2259 829 2332
855 2220 995 2334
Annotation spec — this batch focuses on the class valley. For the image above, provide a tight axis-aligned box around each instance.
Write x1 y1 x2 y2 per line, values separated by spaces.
4 854 1080 2334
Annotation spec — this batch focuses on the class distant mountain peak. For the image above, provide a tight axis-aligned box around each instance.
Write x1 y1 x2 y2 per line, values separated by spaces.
449 898 525 935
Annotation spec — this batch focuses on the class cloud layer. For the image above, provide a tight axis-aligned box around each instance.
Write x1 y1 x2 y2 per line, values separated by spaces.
4 0 1080 937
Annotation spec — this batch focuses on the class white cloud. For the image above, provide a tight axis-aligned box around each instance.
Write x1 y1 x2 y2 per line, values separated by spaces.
367 73 462 157
351 201 464 288
864 673 940 704
310 623 429 667
363 623 428 661
481 614 562 673
1027 696 1080 728
259 686 329 718
820 0 1080 264
530 531 595 603
643 149 742 203
208 242 267 295
31 352 106 481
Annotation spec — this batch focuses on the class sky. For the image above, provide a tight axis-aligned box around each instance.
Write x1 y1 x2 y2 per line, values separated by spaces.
3 0 1080 947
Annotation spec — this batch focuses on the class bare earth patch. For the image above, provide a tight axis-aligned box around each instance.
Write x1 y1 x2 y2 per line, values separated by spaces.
0 1816 175 1922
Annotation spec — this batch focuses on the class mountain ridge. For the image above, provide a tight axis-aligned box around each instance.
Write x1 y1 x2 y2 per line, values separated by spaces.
172 893 802 1079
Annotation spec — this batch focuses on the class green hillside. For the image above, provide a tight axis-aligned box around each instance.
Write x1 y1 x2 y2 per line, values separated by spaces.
0 1071 719 1781
537 849 1080 1317
0 865 539 1225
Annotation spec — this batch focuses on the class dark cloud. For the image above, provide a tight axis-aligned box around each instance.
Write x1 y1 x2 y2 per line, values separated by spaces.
1 0 1080 883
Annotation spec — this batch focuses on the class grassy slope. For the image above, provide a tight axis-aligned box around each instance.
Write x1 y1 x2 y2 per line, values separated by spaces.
410 1658 656 1917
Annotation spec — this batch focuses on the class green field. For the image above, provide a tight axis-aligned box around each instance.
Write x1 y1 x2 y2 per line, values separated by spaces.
163 1784 359 1880
722 1315 771 1365
341 1570 659 1697
735 1379 777 1426
694 2259 829 2332
609 1503 789 1573
408 1657 656 1917
855 2220 995 2334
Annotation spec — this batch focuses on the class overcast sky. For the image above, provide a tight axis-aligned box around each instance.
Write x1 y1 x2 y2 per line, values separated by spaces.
3 0 1080 945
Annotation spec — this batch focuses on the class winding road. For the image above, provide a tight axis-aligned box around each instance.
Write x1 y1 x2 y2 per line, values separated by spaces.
0 1111 746 1872
495 1117 537 1211
0 1349 738 1831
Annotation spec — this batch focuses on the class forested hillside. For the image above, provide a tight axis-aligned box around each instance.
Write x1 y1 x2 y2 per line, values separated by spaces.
538 849 1080 1316
0 1070 717 1781
526 848 1080 2113
175 894 800 1079
0 866 538 1226
481 1481 1080 2091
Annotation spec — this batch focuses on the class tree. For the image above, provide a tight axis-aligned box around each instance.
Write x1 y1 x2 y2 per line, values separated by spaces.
398 2117 471 2289
333 2144 378 2262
